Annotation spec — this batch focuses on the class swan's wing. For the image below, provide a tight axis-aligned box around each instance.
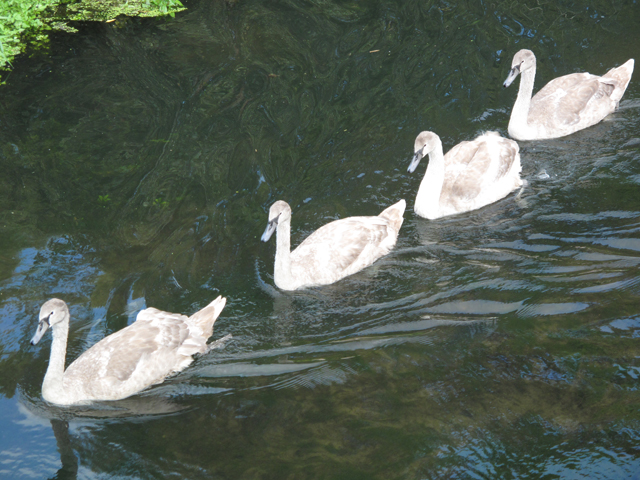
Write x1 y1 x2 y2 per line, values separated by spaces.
443 134 519 204
292 217 390 273
442 140 484 202
66 309 190 383
444 139 480 169
531 73 615 127
494 137 520 179
109 311 191 381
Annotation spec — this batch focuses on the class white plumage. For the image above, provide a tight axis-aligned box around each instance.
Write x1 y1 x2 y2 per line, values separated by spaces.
30 296 226 405
261 200 406 290
503 49 634 140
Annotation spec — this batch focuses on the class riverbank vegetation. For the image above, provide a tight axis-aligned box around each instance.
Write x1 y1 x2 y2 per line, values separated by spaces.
0 0 184 70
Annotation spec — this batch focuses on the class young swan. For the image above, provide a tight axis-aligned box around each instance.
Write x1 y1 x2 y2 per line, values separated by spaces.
261 199 406 290
503 49 634 140
30 296 226 405
408 131 522 220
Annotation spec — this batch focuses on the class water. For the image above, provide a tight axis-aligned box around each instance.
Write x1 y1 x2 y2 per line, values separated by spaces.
1 0 640 477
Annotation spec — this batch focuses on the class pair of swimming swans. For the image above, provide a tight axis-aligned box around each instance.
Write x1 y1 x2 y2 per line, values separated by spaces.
259 130 519 290
32 203 406 404
32 199 407 403
32 198 405 404
259 130 522 290
406 49 634 218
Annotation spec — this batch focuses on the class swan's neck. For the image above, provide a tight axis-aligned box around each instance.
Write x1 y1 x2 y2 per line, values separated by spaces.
42 322 69 403
273 218 295 289
509 65 536 139
414 142 445 220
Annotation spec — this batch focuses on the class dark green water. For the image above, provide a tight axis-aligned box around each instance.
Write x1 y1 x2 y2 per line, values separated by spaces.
1 0 640 478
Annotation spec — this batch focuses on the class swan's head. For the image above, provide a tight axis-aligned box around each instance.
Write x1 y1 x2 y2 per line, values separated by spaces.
31 299 70 345
503 49 536 88
408 131 441 173
261 200 292 242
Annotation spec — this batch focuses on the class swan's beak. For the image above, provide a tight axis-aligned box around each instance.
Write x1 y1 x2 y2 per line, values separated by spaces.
31 314 51 346
261 218 278 242
407 148 425 173
503 65 520 88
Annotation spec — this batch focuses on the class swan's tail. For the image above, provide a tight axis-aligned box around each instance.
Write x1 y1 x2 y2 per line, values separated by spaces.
189 295 227 339
603 59 634 103
379 199 406 232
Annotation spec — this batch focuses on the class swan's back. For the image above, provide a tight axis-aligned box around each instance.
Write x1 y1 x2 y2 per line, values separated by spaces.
530 73 612 130
440 132 521 216
530 59 634 136
289 200 405 287
61 296 226 402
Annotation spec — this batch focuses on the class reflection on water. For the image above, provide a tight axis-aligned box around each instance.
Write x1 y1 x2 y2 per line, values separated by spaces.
50 419 78 480
1 0 640 477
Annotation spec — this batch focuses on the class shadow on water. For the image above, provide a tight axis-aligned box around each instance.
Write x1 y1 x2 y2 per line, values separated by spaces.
1 0 640 477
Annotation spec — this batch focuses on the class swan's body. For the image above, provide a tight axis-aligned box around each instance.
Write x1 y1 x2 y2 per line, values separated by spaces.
261 200 406 290
503 49 634 140
408 131 522 219
30 296 226 405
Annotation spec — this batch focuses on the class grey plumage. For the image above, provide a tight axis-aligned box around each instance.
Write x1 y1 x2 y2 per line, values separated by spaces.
30 296 227 405
504 49 634 140
409 131 522 219
262 200 406 290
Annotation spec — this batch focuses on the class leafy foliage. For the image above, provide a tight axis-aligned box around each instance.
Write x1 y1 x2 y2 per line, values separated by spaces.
0 0 58 68
0 0 185 70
